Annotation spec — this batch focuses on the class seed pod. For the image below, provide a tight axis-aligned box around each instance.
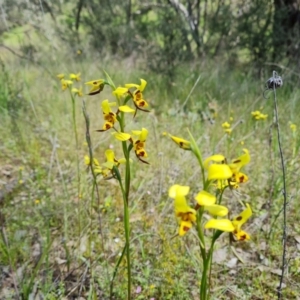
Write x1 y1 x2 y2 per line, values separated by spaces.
265 74 283 90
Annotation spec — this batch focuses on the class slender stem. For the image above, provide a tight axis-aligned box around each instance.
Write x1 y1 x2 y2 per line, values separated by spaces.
272 72 287 300
82 101 109 289
200 240 216 300
114 166 131 299
117 110 132 299
69 90 81 233
196 208 206 260
123 191 131 299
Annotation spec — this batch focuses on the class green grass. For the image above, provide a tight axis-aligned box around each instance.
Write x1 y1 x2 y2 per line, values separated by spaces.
0 49 300 300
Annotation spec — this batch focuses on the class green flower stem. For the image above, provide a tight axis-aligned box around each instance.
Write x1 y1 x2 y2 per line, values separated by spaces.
196 207 206 260
114 166 131 300
117 110 132 299
188 129 206 188
200 239 216 300
69 89 81 233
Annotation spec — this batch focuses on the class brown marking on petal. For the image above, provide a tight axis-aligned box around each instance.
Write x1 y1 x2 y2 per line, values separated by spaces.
104 123 112 130
236 216 243 221
183 226 190 232
239 175 245 183
88 89 101 96
239 234 246 241
138 151 145 157
138 101 145 107
135 90 142 100
179 142 184 147
233 159 241 163
135 151 149 164
233 230 238 234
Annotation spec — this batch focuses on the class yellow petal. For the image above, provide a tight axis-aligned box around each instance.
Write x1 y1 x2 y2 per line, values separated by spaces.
102 161 114 169
118 158 127 164
57 73 65 80
234 230 251 241
195 190 216 206
125 83 139 89
140 128 148 141
113 87 129 96
94 166 103 174
132 130 141 136
232 203 252 228
174 197 196 215
111 132 131 141
179 220 192 236
101 100 111 114
93 158 100 166
208 164 232 180
119 105 135 113
204 154 226 169
169 185 190 198
85 79 104 86
84 155 90 165
169 135 191 150
204 204 228 217
222 122 231 128
230 149 250 167
105 149 115 162
204 219 234 232
139 79 147 91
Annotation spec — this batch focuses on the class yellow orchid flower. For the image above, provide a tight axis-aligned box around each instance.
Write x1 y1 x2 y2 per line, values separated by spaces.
101 149 127 178
169 185 196 236
70 72 81 81
204 154 233 181
231 203 252 240
61 79 73 91
132 128 149 163
84 155 102 174
125 79 149 113
204 204 252 241
169 134 191 150
72 87 83 97
228 149 250 188
85 79 105 95
97 100 117 131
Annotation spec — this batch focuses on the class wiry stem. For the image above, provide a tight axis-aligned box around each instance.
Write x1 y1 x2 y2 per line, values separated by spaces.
270 71 288 299
82 101 109 291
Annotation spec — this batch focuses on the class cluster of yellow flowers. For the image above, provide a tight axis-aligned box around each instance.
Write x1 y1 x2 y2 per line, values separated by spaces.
251 110 268 120
57 73 83 96
168 134 252 240
221 121 232 135
84 78 150 178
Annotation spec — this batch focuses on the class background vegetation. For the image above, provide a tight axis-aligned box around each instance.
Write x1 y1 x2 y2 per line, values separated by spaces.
0 0 300 299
